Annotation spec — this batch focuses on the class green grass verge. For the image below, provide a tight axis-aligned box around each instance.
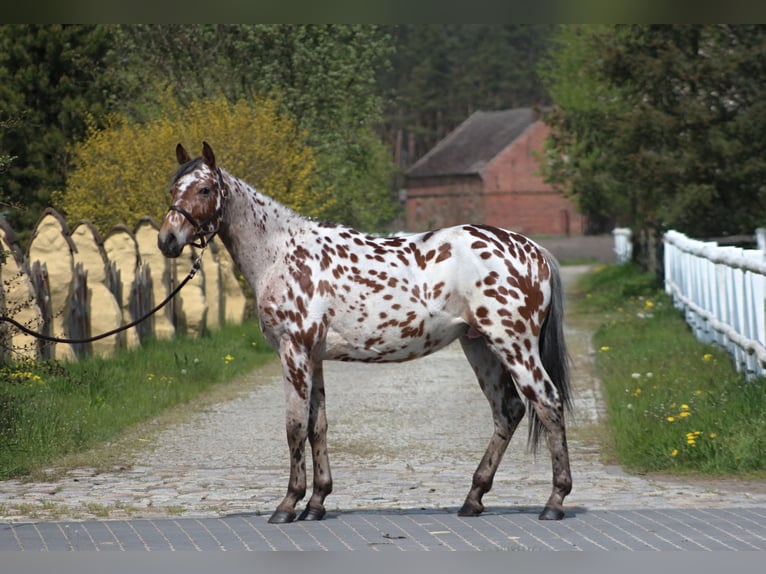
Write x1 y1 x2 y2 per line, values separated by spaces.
578 263 766 476
0 320 275 479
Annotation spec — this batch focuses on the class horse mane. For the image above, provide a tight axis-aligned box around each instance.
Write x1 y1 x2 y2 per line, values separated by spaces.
167 158 204 190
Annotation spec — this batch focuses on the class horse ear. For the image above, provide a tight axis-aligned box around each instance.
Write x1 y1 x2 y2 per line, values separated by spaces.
176 143 191 165
202 141 216 170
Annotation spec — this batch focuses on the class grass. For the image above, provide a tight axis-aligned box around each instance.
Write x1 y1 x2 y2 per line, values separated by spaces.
0 320 275 480
576 263 766 476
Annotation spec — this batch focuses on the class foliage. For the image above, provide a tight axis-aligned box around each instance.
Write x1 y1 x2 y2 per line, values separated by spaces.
1 116 18 213
538 25 630 233
109 24 397 231
54 93 322 235
0 25 122 239
577 264 766 475
0 320 274 479
1 24 562 237
541 25 766 239
381 24 554 174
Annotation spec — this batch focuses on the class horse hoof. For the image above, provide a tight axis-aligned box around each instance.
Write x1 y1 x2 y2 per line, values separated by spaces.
298 506 326 521
539 506 565 520
457 502 484 517
268 509 297 524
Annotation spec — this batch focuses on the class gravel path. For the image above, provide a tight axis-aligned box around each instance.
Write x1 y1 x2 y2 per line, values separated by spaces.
2 265 765 521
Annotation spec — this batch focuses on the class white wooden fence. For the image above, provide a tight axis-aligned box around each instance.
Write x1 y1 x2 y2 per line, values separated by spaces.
663 230 766 378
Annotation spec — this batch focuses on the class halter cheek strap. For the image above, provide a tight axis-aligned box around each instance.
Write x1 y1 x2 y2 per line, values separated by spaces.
167 167 227 249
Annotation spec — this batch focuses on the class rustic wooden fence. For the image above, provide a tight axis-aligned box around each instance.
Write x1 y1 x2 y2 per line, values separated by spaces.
663 229 766 378
0 209 247 362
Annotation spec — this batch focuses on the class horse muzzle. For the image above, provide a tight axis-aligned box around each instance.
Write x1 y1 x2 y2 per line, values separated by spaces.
157 228 186 258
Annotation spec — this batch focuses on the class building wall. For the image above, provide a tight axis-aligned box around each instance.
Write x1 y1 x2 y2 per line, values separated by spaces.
405 121 585 236
484 190 584 236
484 121 583 235
405 176 484 231
483 121 550 193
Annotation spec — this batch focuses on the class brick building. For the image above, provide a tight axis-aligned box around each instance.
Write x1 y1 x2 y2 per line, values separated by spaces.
404 108 584 236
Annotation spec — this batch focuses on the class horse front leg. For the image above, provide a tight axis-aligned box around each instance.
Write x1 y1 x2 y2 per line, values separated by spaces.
298 362 332 521
269 338 313 524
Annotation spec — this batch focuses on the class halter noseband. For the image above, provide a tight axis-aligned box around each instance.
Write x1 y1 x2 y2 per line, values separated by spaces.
167 167 227 249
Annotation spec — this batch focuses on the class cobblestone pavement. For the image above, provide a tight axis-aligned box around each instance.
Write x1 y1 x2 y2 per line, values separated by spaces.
2 265 766 552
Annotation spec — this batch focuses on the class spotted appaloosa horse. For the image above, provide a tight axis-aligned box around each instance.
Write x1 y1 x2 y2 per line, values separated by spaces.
158 142 573 524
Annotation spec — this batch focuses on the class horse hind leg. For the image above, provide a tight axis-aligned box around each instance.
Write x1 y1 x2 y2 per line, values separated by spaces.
298 363 333 521
508 351 572 520
457 335 526 517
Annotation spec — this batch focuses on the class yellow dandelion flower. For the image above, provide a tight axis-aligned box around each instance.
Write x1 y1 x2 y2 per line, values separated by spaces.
600 346 610 352
680 404 690 411
645 300 654 309
224 354 234 363
694 390 703 395
671 449 679 457
702 353 713 362
709 433 717 439
687 438 696 445
679 411 691 418
666 416 676 422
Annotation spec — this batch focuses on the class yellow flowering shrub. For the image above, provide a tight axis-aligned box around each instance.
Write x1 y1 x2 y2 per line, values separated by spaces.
55 91 327 235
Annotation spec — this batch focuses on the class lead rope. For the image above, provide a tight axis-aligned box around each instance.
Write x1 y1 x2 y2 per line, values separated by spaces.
0 249 205 346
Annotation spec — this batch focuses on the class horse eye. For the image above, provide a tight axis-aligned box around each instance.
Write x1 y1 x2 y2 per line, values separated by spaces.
200 186 211 196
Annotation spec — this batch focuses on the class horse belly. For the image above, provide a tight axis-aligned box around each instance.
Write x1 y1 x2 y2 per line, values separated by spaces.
323 313 466 363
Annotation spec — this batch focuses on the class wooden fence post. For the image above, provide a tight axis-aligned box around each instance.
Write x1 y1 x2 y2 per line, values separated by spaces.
68 262 92 359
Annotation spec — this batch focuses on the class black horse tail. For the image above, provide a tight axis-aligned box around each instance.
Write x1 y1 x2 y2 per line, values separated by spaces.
528 248 573 452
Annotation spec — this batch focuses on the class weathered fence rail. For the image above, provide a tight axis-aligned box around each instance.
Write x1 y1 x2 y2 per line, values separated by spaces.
1 209 247 362
663 229 766 378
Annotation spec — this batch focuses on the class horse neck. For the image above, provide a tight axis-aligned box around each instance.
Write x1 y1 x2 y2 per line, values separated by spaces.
217 171 314 283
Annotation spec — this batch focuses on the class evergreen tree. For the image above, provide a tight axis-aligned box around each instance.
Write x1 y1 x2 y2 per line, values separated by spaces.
542 25 766 239
381 24 554 172
0 25 121 238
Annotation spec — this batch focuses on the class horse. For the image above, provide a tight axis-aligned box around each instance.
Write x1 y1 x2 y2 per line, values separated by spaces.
158 142 573 524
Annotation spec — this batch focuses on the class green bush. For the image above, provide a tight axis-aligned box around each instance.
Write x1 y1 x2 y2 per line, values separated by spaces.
53 91 323 236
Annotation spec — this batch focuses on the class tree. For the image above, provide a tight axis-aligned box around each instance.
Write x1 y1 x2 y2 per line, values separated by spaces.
54 93 322 235
380 25 555 173
108 25 397 231
541 25 766 240
539 25 630 233
0 25 122 239
1 116 18 211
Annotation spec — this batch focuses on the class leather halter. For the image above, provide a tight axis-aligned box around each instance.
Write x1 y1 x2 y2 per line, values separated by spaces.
167 167 227 249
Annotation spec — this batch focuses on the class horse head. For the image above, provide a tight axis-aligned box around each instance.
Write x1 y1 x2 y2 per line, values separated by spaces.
158 141 227 258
